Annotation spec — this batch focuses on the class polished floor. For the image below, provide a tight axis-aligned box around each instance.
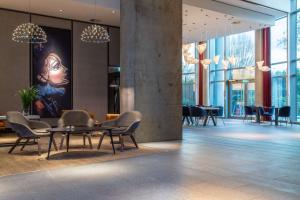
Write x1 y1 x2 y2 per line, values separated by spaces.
0 120 300 200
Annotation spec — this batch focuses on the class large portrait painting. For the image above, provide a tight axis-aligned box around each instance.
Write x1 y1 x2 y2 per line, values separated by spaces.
32 26 72 118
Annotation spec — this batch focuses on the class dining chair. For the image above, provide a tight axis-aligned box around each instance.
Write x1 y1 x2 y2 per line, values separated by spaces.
244 106 255 123
98 111 142 151
211 106 225 125
278 106 291 126
58 110 94 149
182 106 192 125
258 107 275 124
189 106 205 126
7 111 57 155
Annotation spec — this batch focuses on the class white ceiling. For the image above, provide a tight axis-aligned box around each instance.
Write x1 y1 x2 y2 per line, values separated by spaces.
0 0 120 26
182 0 288 43
0 0 289 43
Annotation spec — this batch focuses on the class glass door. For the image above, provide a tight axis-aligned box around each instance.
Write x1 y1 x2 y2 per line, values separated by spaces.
228 81 255 118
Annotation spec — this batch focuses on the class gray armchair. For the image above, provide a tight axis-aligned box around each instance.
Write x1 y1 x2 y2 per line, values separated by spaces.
58 110 94 149
6 111 57 155
98 111 142 151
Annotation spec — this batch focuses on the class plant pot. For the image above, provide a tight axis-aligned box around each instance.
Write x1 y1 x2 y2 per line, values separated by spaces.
22 107 30 116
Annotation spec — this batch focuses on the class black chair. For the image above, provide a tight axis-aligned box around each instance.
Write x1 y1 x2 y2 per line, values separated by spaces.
244 106 255 123
278 106 291 126
211 106 225 125
258 106 275 124
182 106 192 125
190 106 205 126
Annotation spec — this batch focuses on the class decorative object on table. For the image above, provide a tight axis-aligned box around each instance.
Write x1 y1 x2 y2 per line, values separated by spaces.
32 26 72 118
17 86 38 116
81 0 110 43
12 0 47 44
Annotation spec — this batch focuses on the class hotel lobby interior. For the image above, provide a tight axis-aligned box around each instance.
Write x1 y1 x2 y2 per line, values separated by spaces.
0 0 300 199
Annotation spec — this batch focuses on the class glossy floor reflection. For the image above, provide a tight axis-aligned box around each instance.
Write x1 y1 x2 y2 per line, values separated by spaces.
0 121 300 200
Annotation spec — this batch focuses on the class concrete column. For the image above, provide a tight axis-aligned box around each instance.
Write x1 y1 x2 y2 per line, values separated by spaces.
120 0 182 142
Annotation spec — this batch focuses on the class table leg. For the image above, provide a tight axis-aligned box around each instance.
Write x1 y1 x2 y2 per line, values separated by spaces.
109 130 115 154
256 110 260 123
210 111 217 126
275 108 279 126
66 133 70 152
47 133 53 160
203 114 209 126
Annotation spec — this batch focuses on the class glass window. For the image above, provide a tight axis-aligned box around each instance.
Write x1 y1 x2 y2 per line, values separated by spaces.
271 17 288 108
209 82 224 107
271 17 288 63
225 31 255 69
271 63 287 77
182 74 196 105
297 13 300 59
272 77 287 107
182 43 197 105
231 68 255 80
210 71 224 82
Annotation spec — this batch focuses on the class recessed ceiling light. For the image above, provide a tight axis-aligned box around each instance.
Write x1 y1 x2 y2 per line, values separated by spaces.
231 21 241 25
112 10 116 14
90 19 102 23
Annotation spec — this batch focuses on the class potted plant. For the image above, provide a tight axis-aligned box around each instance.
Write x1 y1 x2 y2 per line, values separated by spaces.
17 86 38 116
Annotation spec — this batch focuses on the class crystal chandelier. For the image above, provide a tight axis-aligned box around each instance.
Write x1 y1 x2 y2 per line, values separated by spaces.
81 24 110 43
81 0 110 44
12 0 47 44
12 23 47 43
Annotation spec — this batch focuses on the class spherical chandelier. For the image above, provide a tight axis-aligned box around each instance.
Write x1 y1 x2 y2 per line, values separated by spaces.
81 24 110 43
12 22 47 44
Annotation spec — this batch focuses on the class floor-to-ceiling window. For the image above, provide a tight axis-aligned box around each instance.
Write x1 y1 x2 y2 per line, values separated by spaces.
291 0 300 120
226 31 255 117
182 43 198 105
208 31 255 117
209 38 225 108
270 17 288 107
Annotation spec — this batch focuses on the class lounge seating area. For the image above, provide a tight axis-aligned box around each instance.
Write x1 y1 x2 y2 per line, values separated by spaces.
4 110 141 158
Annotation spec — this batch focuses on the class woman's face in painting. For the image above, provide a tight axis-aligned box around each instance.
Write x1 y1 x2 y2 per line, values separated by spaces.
44 53 68 85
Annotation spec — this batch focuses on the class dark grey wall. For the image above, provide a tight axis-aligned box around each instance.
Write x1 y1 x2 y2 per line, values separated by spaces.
109 27 120 66
73 22 108 121
0 10 29 114
0 9 120 122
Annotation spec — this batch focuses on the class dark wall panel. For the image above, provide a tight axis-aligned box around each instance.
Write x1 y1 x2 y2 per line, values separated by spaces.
109 27 120 66
0 10 30 114
73 22 108 120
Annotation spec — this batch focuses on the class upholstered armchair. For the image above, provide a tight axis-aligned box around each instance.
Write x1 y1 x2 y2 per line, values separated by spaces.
58 110 95 149
98 111 142 151
6 111 57 155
